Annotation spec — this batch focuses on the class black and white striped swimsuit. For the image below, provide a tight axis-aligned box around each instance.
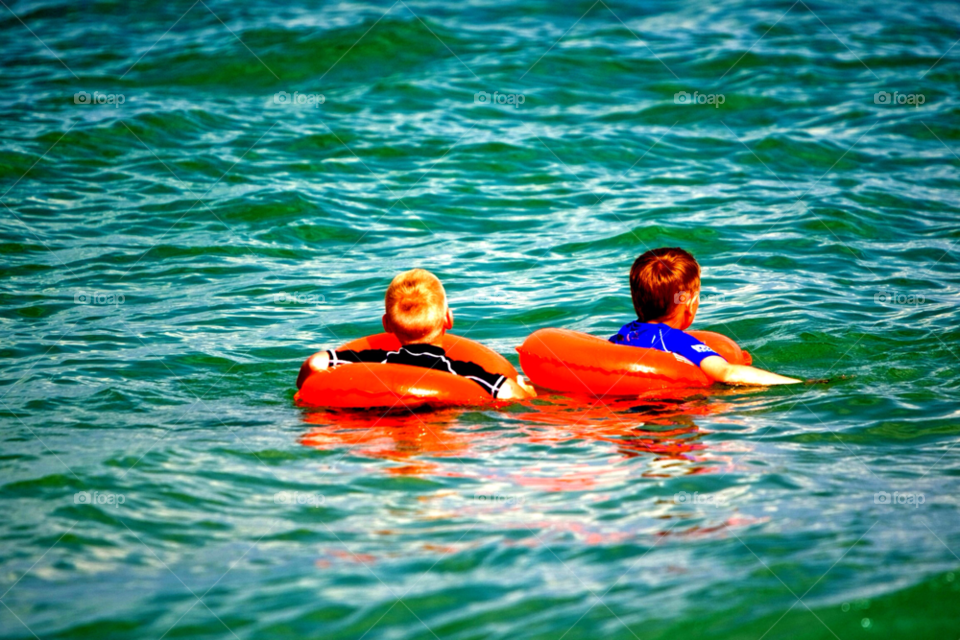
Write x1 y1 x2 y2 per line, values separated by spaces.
326 344 507 397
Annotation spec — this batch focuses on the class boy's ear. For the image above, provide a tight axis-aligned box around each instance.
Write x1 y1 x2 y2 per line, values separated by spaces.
443 307 454 331
382 314 393 334
679 293 698 329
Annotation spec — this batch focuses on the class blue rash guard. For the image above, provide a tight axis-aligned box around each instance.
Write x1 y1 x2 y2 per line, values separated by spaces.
609 321 724 367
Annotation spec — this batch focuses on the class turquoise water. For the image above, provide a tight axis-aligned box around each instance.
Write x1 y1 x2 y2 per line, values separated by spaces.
2 0 960 638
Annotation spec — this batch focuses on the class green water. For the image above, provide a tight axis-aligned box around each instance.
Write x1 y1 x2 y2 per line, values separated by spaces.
1 0 959 638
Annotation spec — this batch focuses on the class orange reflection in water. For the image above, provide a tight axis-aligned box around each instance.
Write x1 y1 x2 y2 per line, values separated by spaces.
300 390 762 555
300 387 739 480
300 407 487 476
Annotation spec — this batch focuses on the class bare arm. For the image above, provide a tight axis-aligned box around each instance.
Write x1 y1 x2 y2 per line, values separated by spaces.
700 355 801 386
296 351 331 389
495 376 537 400
298 350 538 400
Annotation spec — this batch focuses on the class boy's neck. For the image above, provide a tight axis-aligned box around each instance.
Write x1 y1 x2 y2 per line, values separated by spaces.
399 332 445 349
661 319 684 330
401 340 444 348
645 315 686 331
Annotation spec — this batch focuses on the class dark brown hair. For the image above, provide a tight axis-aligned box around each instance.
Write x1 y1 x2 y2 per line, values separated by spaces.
629 247 701 322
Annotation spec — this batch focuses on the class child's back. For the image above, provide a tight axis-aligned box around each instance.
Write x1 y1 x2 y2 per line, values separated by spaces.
297 269 535 399
610 319 719 367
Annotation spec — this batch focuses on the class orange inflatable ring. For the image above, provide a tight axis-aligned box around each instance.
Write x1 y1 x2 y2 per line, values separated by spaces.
517 328 752 396
295 333 519 410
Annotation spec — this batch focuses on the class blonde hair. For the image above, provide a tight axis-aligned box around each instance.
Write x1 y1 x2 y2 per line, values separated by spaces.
384 269 447 343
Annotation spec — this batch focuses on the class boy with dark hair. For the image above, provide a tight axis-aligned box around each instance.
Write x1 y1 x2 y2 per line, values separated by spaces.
611 248 800 385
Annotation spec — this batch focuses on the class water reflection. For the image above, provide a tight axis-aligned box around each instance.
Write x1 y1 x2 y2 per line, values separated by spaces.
301 407 486 476
300 388 742 479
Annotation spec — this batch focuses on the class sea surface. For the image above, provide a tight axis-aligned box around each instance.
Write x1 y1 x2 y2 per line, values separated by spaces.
1 0 959 638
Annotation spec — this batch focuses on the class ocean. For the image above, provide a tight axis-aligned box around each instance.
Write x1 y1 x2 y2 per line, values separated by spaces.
1 0 959 638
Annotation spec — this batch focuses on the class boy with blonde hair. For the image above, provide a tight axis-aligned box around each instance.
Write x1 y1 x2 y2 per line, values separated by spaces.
297 269 535 399
612 248 801 385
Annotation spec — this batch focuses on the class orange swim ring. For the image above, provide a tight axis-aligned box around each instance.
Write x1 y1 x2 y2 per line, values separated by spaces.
517 328 752 396
295 333 519 410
